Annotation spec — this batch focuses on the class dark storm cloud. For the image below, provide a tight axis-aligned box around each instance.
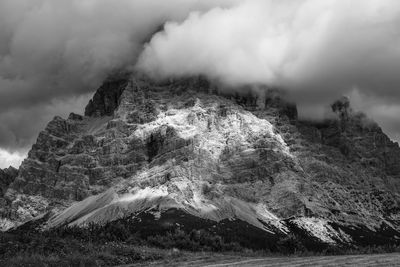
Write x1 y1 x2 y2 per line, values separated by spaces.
0 94 91 150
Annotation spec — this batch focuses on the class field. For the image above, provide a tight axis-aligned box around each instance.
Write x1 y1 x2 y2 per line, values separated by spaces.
127 253 400 267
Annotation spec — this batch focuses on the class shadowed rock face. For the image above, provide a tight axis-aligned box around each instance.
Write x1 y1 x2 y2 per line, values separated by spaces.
84 75 129 117
0 167 18 197
1 75 400 247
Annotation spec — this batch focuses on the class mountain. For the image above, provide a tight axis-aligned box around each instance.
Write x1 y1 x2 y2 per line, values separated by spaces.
1 74 400 248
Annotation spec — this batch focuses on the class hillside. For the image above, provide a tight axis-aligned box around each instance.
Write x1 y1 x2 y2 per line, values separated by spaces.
1 74 400 249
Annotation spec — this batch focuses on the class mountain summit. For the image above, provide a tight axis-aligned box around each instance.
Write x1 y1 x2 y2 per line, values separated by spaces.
1 74 400 248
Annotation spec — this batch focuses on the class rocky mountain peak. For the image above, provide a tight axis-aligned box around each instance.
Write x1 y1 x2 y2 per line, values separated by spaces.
84 73 131 117
331 96 351 116
1 74 400 249
296 97 400 185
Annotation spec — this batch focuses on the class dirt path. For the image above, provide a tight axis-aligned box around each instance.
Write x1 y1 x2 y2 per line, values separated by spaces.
124 253 400 267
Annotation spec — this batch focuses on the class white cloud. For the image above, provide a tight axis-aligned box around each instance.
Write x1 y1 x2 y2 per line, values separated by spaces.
0 149 25 169
138 0 400 97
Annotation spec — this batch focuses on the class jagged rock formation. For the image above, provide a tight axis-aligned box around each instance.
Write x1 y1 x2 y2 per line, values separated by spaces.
0 166 17 197
84 74 129 117
0 166 18 230
1 74 400 248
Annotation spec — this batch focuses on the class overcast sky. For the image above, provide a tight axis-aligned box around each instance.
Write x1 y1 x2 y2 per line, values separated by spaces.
1 0 400 168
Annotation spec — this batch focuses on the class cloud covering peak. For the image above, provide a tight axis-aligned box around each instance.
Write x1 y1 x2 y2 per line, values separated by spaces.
137 0 400 146
138 0 400 97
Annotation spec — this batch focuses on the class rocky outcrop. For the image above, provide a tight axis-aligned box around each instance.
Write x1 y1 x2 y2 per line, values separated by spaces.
0 167 18 197
0 166 18 230
1 75 400 248
84 74 129 117
297 97 400 182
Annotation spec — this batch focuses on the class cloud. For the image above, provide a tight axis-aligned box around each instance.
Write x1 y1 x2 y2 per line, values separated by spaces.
0 149 25 169
348 89 400 143
137 0 400 103
0 0 237 155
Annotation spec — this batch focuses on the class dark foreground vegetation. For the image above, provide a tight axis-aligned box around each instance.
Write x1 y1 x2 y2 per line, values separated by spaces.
2 213 400 266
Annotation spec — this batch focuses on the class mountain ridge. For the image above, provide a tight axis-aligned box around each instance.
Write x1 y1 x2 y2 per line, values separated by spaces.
1 74 400 248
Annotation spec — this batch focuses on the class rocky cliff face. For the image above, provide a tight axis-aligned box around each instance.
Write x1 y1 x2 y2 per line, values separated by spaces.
0 166 17 197
1 75 400 247
0 166 18 230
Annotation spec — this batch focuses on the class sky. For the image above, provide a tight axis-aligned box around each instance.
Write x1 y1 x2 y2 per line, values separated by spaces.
0 0 400 168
